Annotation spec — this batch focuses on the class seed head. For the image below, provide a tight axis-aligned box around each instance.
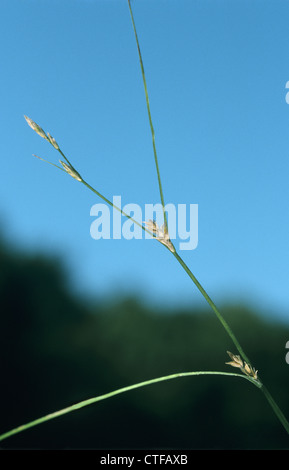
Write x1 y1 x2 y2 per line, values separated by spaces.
144 219 159 234
226 351 244 369
59 160 82 182
24 115 47 140
144 219 175 253
47 133 60 150
226 351 258 380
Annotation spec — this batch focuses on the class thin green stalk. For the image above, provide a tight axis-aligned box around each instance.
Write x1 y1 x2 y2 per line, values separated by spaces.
128 0 167 230
81 179 145 233
127 0 250 367
173 251 250 365
260 384 289 435
127 0 289 438
42 144 151 237
172 251 289 435
20 2 289 443
0 371 258 443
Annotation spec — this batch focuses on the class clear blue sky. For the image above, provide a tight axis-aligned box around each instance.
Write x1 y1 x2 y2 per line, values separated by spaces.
1 0 289 323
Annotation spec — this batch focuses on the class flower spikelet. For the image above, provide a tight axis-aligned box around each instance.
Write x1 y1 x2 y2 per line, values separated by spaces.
144 220 175 253
24 115 48 140
47 133 60 150
59 160 82 182
226 351 258 380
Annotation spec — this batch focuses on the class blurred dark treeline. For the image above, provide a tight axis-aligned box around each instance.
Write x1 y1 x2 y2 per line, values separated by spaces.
0 237 289 450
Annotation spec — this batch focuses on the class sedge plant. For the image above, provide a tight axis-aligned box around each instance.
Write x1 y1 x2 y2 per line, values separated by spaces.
1 0 289 445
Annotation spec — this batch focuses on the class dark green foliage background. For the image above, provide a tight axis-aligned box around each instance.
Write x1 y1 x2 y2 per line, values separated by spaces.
0 237 288 450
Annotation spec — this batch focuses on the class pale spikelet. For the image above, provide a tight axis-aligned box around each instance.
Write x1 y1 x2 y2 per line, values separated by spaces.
24 115 48 140
226 351 258 380
144 219 175 253
144 219 158 234
226 351 244 369
59 160 82 182
243 362 258 380
47 133 60 150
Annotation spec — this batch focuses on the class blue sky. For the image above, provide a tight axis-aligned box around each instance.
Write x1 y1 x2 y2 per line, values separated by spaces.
1 0 289 323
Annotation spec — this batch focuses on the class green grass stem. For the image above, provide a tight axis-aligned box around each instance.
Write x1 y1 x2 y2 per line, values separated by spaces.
127 0 289 439
0 371 259 443
128 0 168 230
13 0 289 446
